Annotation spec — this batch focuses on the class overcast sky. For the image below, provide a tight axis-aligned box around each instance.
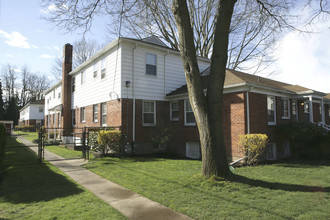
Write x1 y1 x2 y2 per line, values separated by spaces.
0 0 329 93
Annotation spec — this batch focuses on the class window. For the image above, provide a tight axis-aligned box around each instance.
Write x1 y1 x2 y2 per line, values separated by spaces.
58 92 61 99
267 96 276 125
266 143 276 160
101 103 107 126
185 99 196 126
72 110 76 127
170 101 179 121
143 101 156 126
282 98 290 119
101 58 106 79
53 114 55 123
292 100 298 121
186 142 201 159
58 115 61 128
81 71 86 85
93 62 98 78
93 104 99 122
39 106 43 113
80 107 86 122
283 141 291 158
328 107 330 117
146 53 157 75
72 77 75 92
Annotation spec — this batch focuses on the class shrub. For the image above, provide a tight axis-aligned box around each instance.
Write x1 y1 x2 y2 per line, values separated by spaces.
238 134 268 165
89 131 99 151
16 125 36 132
97 130 124 156
0 123 7 183
276 122 327 159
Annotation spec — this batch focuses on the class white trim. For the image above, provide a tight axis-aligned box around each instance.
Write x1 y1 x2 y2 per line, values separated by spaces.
170 100 179 121
142 100 156 126
184 99 196 126
246 91 250 134
80 107 86 123
267 143 277 160
93 104 99 123
282 98 290 119
267 96 276 125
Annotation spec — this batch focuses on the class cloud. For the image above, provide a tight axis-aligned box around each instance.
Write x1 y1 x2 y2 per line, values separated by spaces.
0 29 38 49
40 3 68 14
40 54 55 59
275 24 330 93
6 54 14 58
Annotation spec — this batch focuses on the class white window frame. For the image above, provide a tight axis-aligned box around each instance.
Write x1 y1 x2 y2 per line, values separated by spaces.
146 53 157 76
282 98 290 119
93 62 98 78
267 96 276 125
80 107 86 123
266 143 277 160
93 104 99 123
142 100 156 126
186 142 200 159
170 101 179 121
58 92 61 99
184 99 196 126
101 58 106 79
101 103 107 126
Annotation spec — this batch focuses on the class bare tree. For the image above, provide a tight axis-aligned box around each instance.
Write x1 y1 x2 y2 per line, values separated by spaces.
51 38 102 81
40 0 329 178
20 65 31 106
1 64 17 102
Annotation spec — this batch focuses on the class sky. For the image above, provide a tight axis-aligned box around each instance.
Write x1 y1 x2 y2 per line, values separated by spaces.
0 0 329 93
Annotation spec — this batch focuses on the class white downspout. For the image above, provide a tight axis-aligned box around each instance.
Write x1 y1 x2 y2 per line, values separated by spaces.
132 44 137 142
246 90 250 134
164 51 169 96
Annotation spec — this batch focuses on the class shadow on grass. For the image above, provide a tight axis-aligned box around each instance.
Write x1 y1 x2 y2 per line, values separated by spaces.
1 137 84 204
270 159 330 168
231 174 329 193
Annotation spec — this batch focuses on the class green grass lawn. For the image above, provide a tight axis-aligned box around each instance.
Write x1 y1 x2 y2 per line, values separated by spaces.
0 136 126 220
45 145 95 159
84 156 330 220
13 131 38 142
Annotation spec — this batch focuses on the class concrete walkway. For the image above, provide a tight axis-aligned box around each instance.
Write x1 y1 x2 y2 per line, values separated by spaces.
15 135 192 220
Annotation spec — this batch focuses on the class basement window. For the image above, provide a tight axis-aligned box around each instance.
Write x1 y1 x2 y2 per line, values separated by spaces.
266 143 276 160
186 142 200 159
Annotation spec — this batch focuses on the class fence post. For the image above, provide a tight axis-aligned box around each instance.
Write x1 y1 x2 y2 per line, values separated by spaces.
82 127 86 159
38 128 43 164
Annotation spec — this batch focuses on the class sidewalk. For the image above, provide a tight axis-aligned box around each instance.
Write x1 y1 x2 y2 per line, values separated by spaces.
16 135 193 220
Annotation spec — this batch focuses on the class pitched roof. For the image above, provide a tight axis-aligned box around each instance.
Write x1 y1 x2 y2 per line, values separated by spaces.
167 68 326 97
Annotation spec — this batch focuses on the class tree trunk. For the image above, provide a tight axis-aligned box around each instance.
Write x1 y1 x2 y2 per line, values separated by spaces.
172 0 236 179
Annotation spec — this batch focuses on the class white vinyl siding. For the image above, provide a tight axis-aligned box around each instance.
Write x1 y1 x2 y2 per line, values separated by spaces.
186 142 200 159
81 71 86 85
282 98 290 119
267 96 276 125
170 101 179 121
143 101 156 126
185 99 196 126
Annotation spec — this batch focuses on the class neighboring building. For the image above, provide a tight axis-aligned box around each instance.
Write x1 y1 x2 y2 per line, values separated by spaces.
19 99 45 127
44 36 330 161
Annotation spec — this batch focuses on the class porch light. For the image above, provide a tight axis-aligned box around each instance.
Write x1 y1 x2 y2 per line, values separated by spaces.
126 81 131 88
301 102 304 106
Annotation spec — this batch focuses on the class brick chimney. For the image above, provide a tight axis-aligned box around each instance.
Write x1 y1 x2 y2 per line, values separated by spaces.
61 43 73 134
